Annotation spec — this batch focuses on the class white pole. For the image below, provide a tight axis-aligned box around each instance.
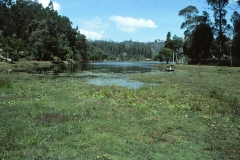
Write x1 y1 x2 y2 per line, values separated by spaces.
172 51 174 65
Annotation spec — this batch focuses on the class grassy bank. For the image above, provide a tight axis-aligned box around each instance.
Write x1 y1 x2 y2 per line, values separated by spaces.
0 60 53 72
0 65 240 159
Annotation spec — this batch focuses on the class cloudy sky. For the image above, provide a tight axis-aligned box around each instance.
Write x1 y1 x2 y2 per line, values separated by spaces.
37 0 238 42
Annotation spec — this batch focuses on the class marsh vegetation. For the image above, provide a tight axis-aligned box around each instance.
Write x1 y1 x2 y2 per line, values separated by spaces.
0 64 239 159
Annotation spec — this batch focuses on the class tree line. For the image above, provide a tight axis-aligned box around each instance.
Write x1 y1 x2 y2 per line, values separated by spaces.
0 0 163 62
0 0 88 62
1 0 239 63
156 0 240 64
88 40 156 61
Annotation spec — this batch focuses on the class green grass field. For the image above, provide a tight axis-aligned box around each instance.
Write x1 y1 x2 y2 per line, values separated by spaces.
0 64 240 159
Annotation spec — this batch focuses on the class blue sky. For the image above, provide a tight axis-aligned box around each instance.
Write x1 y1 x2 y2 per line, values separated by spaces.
38 0 238 42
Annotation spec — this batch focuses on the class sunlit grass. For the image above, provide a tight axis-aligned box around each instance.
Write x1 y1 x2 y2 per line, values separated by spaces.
0 65 240 159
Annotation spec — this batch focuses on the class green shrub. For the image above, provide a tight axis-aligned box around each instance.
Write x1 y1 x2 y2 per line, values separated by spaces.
11 52 20 61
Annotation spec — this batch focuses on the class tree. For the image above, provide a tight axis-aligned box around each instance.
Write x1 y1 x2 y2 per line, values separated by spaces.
172 35 183 63
164 33 183 63
0 0 12 6
179 5 213 61
179 5 199 35
166 32 171 41
207 0 232 59
191 23 214 60
76 32 88 61
28 20 49 60
157 48 172 64
231 11 240 59
0 0 92 61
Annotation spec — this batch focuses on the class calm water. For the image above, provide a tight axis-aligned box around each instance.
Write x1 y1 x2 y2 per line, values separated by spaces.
62 61 165 73
10 61 165 89
88 77 144 90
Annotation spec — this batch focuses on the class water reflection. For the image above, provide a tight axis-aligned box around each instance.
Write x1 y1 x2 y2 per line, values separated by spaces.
63 61 165 73
9 61 165 89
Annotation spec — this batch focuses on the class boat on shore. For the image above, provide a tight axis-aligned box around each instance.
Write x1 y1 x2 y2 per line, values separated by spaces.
165 66 174 71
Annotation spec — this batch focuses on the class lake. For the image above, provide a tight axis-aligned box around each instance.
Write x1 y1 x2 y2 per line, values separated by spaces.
12 61 166 89
58 61 165 74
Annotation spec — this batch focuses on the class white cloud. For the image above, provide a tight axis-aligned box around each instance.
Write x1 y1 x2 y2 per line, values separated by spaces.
78 17 109 40
79 29 104 40
37 0 61 11
52 2 61 11
80 17 109 29
37 0 49 7
109 16 157 33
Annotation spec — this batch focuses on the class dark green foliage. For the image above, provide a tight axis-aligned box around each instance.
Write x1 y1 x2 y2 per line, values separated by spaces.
166 31 171 41
11 52 19 61
88 40 155 61
0 0 158 62
231 11 240 59
207 0 231 59
157 48 172 63
179 3 238 62
156 32 183 63
179 6 217 61
0 0 88 61
179 5 199 35
191 23 213 60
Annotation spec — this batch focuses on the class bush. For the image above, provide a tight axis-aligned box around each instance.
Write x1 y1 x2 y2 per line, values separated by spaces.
11 52 20 61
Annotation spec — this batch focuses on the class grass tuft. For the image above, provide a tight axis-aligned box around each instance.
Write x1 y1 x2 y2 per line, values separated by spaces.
0 79 13 89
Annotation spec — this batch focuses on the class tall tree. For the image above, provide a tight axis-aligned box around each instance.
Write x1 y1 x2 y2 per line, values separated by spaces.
179 5 199 36
231 11 240 59
179 5 213 60
179 5 201 61
157 48 172 64
207 0 231 59
28 20 49 60
166 31 171 41
192 23 214 60
172 35 184 63
76 32 88 61
164 32 183 63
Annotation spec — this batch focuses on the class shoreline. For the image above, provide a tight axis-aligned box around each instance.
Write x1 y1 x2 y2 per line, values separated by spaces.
0 60 64 71
1 60 240 74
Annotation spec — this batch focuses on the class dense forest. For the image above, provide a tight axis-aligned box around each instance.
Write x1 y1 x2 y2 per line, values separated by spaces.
0 0 239 63
88 40 164 61
0 0 88 62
